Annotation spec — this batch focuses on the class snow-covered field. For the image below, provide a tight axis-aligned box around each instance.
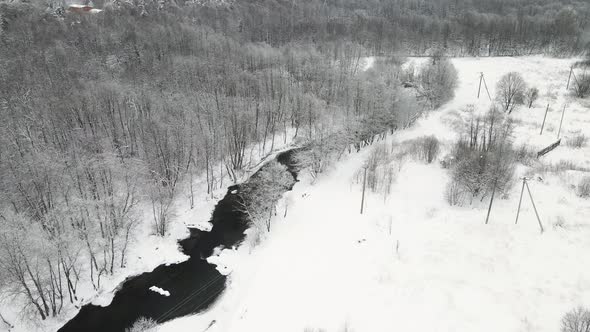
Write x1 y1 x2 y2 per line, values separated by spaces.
158 57 590 332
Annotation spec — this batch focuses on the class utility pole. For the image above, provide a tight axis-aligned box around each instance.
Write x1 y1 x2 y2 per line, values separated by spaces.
514 178 526 224
477 72 492 101
513 177 544 233
477 72 484 98
539 103 549 135
485 178 498 224
360 166 367 214
557 105 566 139
525 181 544 233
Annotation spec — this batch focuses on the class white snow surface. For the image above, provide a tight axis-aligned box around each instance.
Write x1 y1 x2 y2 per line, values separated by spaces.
150 286 171 297
157 56 590 332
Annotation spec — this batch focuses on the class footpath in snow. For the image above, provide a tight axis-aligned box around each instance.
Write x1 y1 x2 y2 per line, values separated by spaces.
158 57 590 332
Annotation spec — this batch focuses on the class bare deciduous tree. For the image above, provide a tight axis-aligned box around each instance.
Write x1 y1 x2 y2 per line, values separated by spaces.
236 161 293 234
496 72 527 113
561 307 590 332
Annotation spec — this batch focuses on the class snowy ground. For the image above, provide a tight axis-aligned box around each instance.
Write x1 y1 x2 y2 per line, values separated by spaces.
157 56 590 332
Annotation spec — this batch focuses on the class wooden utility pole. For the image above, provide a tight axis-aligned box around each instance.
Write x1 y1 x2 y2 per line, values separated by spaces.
539 103 549 135
525 181 544 233
360 166 367 214
514 178 526 224
477 73 484 98
477 72 492 101
566 67 573 89
514 177 544 233
557 105 566 139
484 178 498 224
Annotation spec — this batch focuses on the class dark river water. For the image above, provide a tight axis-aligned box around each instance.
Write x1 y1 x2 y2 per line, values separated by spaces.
58 149 300 332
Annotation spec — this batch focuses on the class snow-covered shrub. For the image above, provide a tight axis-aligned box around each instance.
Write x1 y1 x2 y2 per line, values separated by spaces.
566 134 587 148
514 144 537 166
447 107 516 204
537 161 590 174
561 307 590 332
126 317 157 332
237 161 294 233
553 215 566 229
572 73 590 98
577 176 590 198
293 130 353 181
445 180 465 206
355 144 396 199
524 86 539 108
411 136 440 164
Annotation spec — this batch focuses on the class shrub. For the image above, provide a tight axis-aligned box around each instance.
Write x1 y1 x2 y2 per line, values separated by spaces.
577 177 590 198
412 136 440 164
525 87 539 108
126 317 157 332
561 307 590 332
356 144 396 199
514 144 537 166
573 73 590 98
446 108 516 204
445 180 465 206
566 134 587 148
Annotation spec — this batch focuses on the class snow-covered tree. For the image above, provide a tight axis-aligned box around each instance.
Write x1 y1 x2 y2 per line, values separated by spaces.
495 72 527 113
236 161 293 233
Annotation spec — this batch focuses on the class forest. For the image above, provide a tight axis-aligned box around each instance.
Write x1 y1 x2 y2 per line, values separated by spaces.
0 0 589 327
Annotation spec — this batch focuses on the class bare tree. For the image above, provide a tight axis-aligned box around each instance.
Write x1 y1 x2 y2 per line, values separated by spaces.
236 161 293 233
561 307 590 332
495 72 527 113
411 136 440 163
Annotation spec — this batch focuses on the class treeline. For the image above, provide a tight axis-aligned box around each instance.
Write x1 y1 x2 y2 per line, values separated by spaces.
184 0 590 56
0 1 432 323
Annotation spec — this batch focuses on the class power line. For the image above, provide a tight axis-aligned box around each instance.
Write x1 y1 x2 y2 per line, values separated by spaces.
156 272 225 322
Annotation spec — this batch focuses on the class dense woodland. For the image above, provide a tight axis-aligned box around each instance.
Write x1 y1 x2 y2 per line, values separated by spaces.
0 0 589 326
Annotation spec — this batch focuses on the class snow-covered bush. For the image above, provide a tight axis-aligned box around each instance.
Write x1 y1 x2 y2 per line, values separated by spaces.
445 180 465 206
514 144 537 166
354 144 396 200
446 107 516 204
561 307 590 332
553 215 566 229
572 73 590 98
237 161 294 233
524 86 539 108
126 317 157 332
566 134 587 148
577 177 590 198
411 136 440 164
